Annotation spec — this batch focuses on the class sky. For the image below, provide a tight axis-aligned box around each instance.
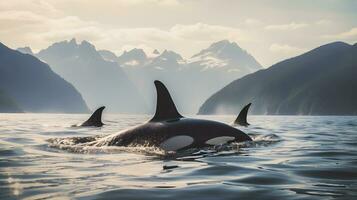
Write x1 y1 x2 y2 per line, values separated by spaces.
1 0 356 67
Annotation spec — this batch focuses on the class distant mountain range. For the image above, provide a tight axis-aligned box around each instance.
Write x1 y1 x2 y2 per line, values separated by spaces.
198 42 357 115
0 42 89 113
36 39 147 113
99 40 262 113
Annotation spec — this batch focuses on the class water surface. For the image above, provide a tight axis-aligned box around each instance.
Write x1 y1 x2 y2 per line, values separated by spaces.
0 114 356 199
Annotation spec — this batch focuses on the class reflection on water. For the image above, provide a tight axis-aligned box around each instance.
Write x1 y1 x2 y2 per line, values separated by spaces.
0 114 357 199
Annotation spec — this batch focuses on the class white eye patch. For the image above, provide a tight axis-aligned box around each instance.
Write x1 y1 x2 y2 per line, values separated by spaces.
160 135 194 151
205 136 235 145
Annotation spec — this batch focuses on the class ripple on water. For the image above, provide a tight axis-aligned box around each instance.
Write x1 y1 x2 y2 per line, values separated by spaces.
81 184 316 200
187 164 253 177
39 131 84 136
303 150 357 158
1 114 357 200
231 172 297 185
293 168 357 180
289 188 345 198
0 147 26 157
2 137 34 144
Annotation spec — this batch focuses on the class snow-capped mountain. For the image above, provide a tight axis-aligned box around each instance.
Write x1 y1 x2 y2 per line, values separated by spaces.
32 39 261 114
114 40 262 113
36 39 147 113
199 42 357 115
188 40 262 73
98 49 118 62
117 48 148 68
147 50 185 71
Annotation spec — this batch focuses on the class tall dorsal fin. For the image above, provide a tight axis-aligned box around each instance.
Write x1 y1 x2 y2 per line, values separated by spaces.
150 80 183 122
81 106 105 127
234 103 251 127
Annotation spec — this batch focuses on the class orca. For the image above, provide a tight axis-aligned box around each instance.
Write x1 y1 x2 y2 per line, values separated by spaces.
89 81 252 151
74 106 105 127
234 103 251 127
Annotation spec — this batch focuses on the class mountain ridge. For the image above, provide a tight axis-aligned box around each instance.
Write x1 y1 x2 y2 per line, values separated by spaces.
36 39 147 113
0 42 89 113
198 41 357 115
117 39 262 113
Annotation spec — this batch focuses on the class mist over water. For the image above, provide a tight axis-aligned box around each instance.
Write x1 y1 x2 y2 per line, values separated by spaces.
0 114 357 199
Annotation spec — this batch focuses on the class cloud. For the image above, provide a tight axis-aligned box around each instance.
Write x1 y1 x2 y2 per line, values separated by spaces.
46 0 180 8
0 0 61 17
96 0 180 6
0 10 251 54
322 27 357 40
265 22 308 31
170 23 249 42
244 18 262 26
0 11 46 31
102 23 252 56
269 43 306 55
2 0 356 67
124 0 180 6
0 0 249 46
316 19 331 26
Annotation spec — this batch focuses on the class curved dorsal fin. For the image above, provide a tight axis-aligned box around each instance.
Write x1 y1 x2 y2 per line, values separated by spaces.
150 80 183 122
234 103 251 126
81 106 105 127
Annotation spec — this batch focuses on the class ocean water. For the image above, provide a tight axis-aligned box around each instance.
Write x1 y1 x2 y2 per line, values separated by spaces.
0 114 356 200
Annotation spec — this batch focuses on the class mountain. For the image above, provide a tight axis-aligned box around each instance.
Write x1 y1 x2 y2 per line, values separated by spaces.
117 48 148 67
117 49 180 113
0 89 22 113
0 42 89 113
198 42 357 115
180 40 262 112
188 40 261 74
99 48 150 67
17 47 34 55
98 50 118 62
152 49 160 55
36 39 147 113
120 40 262 113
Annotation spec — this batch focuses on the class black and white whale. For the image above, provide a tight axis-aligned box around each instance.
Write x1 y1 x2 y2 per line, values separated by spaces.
72 106 105 127
87 81 252 151
234 103 251 127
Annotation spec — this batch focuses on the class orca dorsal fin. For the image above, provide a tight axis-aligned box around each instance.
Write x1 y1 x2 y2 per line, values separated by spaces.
234 103 251 127
150 80 183 122
81 106 105 127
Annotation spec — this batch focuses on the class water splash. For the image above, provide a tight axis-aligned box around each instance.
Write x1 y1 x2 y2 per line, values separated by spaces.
46 132 281 160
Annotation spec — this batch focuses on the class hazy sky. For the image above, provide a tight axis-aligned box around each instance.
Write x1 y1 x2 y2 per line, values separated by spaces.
1 0 356 66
